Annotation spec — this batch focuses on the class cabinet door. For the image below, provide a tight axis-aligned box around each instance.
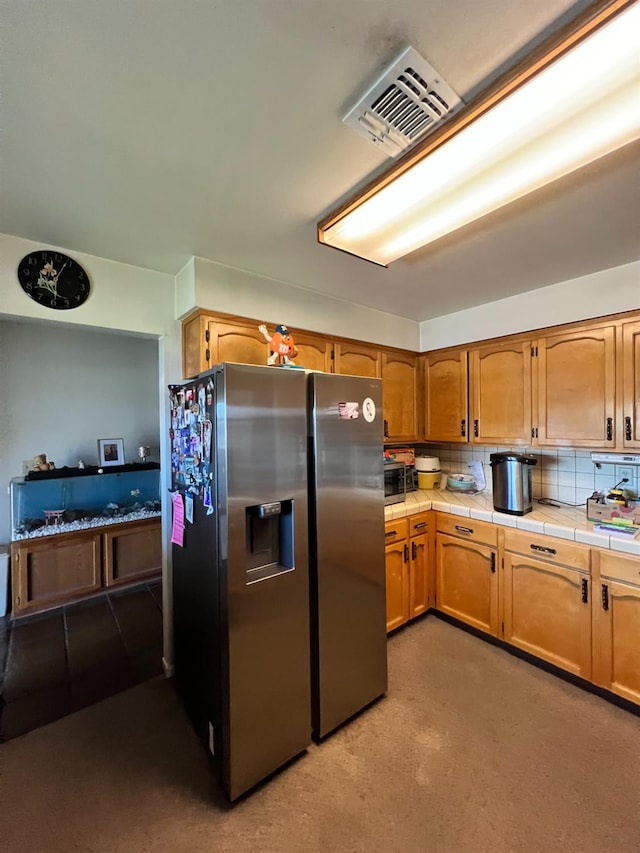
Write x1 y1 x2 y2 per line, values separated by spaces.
182 314 209 378
294 332 333 372
385 540 409 632
593 551 640 704
208 320 267 366
424 349 468 442
382 351 420 441
435 534 498 635
409 533 428 619
594 579 640 705
470 341 532 444
536 325 616 447
622 320 640 449
334 342 381 378
103 520 162 587
11 532 102 616
503 554 592 678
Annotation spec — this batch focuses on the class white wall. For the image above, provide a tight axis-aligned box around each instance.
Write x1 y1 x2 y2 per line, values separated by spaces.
0 321 160 543
419 261 640 350
184 256 421 351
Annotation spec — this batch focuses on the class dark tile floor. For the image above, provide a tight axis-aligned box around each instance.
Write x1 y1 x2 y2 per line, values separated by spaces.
0 579 163 741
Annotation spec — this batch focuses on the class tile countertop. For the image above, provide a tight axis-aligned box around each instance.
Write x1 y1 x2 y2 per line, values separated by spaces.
385 489 640 557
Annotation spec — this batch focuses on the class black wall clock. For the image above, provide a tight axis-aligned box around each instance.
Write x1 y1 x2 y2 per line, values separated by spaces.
18 250 91 310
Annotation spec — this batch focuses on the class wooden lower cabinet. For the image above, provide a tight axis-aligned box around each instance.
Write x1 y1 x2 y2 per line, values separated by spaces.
436 531 498 636
10 518 162 616
435 515 499 636
104 521 163 587
502 529 592 679
11 531 102 616
592 551 640 704
384 513 432 632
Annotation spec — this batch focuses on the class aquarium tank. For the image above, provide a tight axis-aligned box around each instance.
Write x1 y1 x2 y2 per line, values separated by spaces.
10 467 162 540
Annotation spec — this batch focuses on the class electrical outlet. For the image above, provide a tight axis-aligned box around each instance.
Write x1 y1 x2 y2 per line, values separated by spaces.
615 465 634 485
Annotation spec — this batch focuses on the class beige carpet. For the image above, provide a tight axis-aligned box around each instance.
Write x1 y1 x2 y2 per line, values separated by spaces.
1 616 638 853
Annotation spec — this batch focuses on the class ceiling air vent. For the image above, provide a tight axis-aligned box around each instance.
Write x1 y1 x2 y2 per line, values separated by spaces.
343 46 463 158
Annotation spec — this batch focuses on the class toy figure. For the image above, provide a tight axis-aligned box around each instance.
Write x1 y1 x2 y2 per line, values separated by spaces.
258 323 299 366
32 453 55 471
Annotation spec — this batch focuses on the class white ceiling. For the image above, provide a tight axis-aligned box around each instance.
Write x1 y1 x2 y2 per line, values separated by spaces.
1 0 638 322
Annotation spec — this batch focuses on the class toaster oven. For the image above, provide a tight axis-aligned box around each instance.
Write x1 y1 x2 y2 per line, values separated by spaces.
384 463 416 505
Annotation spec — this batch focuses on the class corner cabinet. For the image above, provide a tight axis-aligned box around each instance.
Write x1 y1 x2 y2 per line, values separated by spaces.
382 351 420 442
435 515 499 636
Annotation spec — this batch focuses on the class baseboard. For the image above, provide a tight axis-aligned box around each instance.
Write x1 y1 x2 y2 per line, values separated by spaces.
431 609 640 718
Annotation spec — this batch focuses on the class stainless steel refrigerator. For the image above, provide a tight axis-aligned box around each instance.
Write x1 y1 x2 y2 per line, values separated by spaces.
307 372 387 738
169 363 386 801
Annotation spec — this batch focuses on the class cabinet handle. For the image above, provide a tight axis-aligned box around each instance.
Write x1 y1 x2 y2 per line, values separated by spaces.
460 419 466 437
581 577 589 604
606 417 613 441
385 530 397 538
412 541 417 560
383 419 389 439
404 543 409 563
454 525 473 535
530 544 557 555
473 419 479 437
414 522 427 530
205 348 211 363
601 583 609 611
490 552 496 573
625 416 633 441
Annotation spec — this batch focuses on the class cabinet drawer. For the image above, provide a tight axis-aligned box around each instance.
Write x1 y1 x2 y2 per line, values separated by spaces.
409 512 430 537
503 529 590 571
385 518 408 545
436 514 497 547
598 550 640 587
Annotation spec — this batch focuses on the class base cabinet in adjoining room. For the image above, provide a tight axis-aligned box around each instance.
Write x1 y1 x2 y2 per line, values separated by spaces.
11 531 102 616
435 515 499 637
592 550 640 705
10 518 162 617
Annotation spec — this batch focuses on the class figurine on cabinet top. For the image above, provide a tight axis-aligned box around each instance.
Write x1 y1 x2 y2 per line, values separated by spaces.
258 323 299 366
32 453 55 471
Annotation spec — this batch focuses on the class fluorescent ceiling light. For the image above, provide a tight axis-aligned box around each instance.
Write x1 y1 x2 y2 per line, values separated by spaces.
318 0 640 266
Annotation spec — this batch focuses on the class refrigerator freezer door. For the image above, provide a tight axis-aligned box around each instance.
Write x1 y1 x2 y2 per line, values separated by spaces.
217 363 311 800
309 373 387 738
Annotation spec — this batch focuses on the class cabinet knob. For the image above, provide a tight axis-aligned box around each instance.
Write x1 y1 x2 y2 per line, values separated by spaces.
625 416 633 441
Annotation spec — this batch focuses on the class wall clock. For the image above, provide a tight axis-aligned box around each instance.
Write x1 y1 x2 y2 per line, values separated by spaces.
17 250 91 310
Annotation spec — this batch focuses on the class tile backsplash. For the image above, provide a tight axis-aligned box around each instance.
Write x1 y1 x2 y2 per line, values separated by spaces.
414 443 639 506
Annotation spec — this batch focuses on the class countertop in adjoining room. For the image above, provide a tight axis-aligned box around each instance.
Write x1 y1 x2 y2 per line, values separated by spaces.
386 489 640 556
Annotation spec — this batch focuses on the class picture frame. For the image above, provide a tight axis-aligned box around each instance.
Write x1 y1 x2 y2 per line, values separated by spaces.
98 438 125 467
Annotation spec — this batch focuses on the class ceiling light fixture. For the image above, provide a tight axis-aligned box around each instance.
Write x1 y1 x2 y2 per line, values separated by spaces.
318 0 640 266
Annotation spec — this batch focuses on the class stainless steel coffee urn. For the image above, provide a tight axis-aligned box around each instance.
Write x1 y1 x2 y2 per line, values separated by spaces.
490 452 537 515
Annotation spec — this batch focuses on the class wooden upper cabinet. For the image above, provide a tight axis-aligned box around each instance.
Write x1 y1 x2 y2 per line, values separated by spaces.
382 351 420 441
424 349 468 442
536 325 616 447
209 320 267 367
470 341 532 444
622 320 640 448
293 332 333 372
334 342 381 378
183 313 210 378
